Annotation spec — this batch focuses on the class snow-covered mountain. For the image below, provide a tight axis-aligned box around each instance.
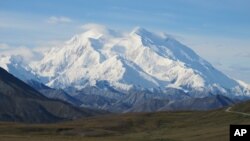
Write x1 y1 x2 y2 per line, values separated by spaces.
1 25 250 111
0 55 39 82
28 26 249 98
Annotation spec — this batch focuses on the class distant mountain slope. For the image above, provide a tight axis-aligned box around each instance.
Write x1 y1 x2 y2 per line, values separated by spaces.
231 100 250 114
159 95 235 111
27 80 82 106
0 67 103 123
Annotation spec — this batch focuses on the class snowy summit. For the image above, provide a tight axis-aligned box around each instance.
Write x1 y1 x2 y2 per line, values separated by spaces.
1 25 250 99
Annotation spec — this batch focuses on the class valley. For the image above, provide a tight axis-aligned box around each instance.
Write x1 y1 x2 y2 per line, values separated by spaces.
0 106 250 141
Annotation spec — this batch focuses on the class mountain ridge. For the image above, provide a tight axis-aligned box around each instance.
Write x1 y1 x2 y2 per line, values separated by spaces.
0 25 249 112
0 67 105 123
30 26 249 96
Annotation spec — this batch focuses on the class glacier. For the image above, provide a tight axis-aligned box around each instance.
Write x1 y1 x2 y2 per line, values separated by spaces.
29 26 250 97
0 25 250 112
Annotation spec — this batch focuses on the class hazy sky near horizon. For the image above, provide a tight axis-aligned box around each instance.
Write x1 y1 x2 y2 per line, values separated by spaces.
0 0 250 83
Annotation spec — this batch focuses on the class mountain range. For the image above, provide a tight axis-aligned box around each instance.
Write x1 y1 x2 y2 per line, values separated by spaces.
0 67 104 123
0 26 250 112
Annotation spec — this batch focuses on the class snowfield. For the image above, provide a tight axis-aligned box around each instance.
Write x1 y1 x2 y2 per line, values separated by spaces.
1 25 250 99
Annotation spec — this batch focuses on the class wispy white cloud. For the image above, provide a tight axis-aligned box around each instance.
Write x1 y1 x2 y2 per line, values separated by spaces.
0 43 50 63
80 23 106 31
0 43 10 50
47 16 72 24
0 39 67 63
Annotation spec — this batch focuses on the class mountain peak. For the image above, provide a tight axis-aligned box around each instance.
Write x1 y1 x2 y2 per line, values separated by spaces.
67 24 122 45
81 24 108 34
130 27 151 36
3 25 249 98
79 24 121 40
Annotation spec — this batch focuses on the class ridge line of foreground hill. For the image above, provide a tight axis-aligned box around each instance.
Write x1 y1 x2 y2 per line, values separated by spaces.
225 106 250 116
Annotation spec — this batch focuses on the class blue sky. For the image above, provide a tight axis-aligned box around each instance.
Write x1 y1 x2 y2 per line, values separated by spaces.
0 0 250 83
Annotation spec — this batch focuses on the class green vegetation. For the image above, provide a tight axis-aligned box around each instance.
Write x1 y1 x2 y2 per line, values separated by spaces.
0 107 250 141
232 100 250 114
